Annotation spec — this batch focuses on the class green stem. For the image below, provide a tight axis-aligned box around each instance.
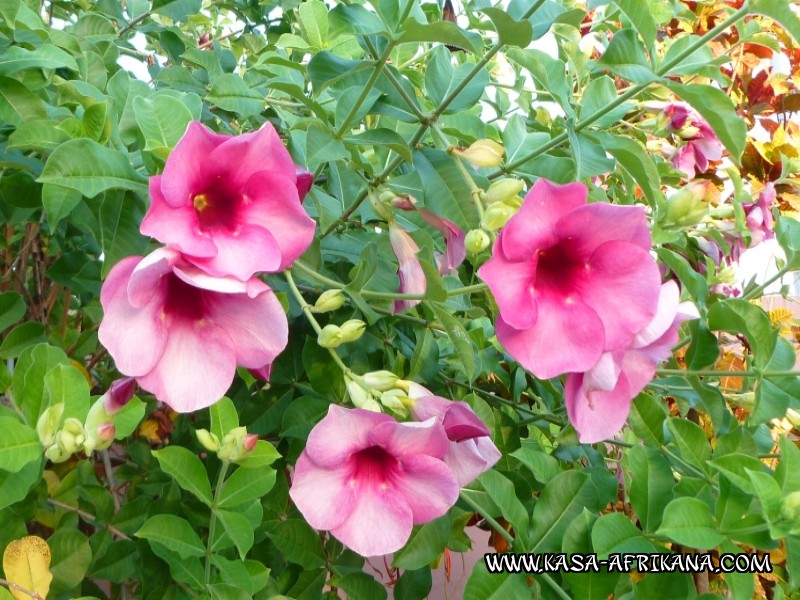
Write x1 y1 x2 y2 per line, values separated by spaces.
285 271 352 375
459 492 514 545
660 446 709 481
447 282 488 297
741 265 790 300
293 261 345 289
335 40 395 138
363 37 427 122
293 261 426 301
205 460 230 587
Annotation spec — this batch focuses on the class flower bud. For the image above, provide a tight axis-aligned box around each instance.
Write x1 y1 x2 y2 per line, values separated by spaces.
484 179 524 205
362 370 399 392
534 108 552 127
317 324 343 348
662 184 710 228
85 422 116 453
454 139 504 168
243 434 258 453
37 403 64 447
339 319 366 343
105 377 137 414
369 192 394 221
60 418 86 455
782 491 800 526
45 440 71 463
786 408 800 429
715 265 737 285
346 377 370 407
312 289 346 313
218 426 248 462
379 389 410 418
481 203 515 231
677 124 701 139
196 428 220 453
390 194 418 212
465 229 491 253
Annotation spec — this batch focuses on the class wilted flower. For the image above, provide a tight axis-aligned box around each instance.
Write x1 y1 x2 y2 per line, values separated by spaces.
406 383 500 487
660 104 722 178
478 179 661 379
389 223 426 314
98 247 288 412
140 121 316 281
290 405 459 556
418 209 466 276
564 281 699 443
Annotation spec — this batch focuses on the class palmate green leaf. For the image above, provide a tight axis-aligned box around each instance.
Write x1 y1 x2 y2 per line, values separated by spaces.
776 435 800 495
38 139 147 199
663 82 748 164
746 470 787 538
137 514 205 559
413 148 479 231
329 4 387 35
591 513 663 557
656 497 725 549
393 514 451 570
207 73 264 117
235 440 281 469
218 466 276 508
708 454 765 494
477 470 529 543
579 76 636 128
567 127 615 180
665 418 711 472
152 446 213 506
627 393 667 446
400 18 482 53
297 0 328 49
615 0 657 47
395 568 432 600
0 44 78 75
212 554 254 595
425 46 489 114
0 292 25 332
0 77 46 126
0 417 41 472
753 338 800 423
49 529 92 594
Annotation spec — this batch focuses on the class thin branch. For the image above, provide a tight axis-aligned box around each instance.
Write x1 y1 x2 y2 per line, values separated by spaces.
46 499 131 540
0 578 45 600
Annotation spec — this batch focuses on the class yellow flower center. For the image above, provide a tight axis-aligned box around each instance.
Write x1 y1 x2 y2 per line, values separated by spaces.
193 193 209 212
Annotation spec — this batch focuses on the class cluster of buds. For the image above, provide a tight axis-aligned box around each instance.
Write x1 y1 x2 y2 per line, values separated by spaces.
660 180 718 228
317 319 366 348
37 378 136 463
345 370 412 417
196 426 258 462
464 175 526 255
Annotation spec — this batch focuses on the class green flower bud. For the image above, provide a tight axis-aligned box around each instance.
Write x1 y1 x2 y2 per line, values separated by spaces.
196 428 221 453
787 408 800 429
662 182 714 228
218 426 248 462
481 203 515 231
484 179 524 205
368 191 394 221
317 324 343 348
312 289 346 313
339 319 366 343
37 403 64 447
465 229 491 254
781 491 800 528
379 389 410 418
362 370 399 392
45 439 71 463
346 377 371 408
454 139 504 168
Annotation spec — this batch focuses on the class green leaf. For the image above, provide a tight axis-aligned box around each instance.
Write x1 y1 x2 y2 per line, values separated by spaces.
330 572 387 600
0 322 46 359
477 470 529 541
0 77 46 126
592 513 662 557
263 519 326 569
529 471 599 553
707 299 776 368
112 396 146 439
425 46 489 114
746 469 787 538
593 131 664 205
207 74 264 117
136 514 205 558
393 515 451 570
0 292 25 332
215 509 254 559
400 18 481 53
595 29 659 85
152 446 213 506
507 48 575 115
627 393 667 446
42 184 83 227
663 82 748 163
568 128 615 179
329 4 387 35
665 418 711 472
395 568 432 600
235 440 281 469
479 8 532 47
151 0 201 22
413 148 479 231
0 417 41 472
464 562 530 600
709 454 765 494
44 363 90 421
38 139 147 198
511 443 561 484
49 529 92 594
297 0 328 49
0 458 42 511
218 466 276 508
615 0 657 47
343 129 413 163
431 302 477 382
133 95 193 156
97 191 149 277
210 397 239 441
751 0 800 43
305 123 349 166
776 435 800 495
625 445 674 531
656 248 709 307
0 44 78 75
660 35 715 77
12 343 70 424
656 497 724 549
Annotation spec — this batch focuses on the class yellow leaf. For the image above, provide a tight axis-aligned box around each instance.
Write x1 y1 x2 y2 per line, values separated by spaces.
2 536 53 600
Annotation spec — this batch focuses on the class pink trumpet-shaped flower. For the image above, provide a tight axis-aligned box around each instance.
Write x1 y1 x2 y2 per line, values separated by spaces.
418 208 467 276
661 104 722 178
98 247 288 412
389 223 426 314
406 383 500 487
290 405 459 557
478 179 661 379
140 122 316 281
564 281 699 443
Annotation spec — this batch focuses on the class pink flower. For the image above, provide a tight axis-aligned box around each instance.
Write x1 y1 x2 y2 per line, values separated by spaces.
418 208 467 276
406 383 500 487
744 183 776 246
662 104 722 177
564 281 699 443
289 405 459 556
478 179 661 379
140 122 316 281
103 378 137 414
389 223 426 314
98 247 288 412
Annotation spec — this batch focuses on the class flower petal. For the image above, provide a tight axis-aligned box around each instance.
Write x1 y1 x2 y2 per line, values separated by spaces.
99 257 168 377
445 438 501 487
135 319 236 412
140 177 217 258
127 246 179 308
290 451 356 531
330 482 413 556
500 179 586 262
244 171 316 271
478 248 538 330
577 240 661 351
564 371 633 444
372 419 450 460
296 168 313 202
555 203 652 255
185 225 283 281
495 292 605 379
160 122 229 207
172 262 269 298
202 286 288 368
442 403 490 441
392 454 459 524
633 281 680 348
305 406 394 468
